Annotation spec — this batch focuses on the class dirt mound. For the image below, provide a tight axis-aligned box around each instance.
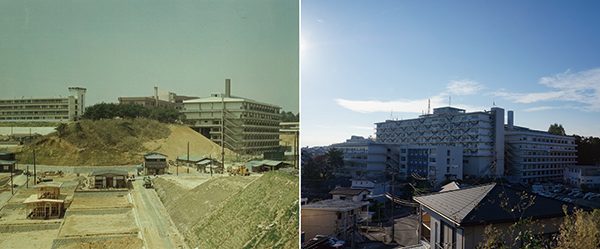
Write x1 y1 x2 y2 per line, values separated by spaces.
16 119 234 166
144 125 235 162
154 172 299 249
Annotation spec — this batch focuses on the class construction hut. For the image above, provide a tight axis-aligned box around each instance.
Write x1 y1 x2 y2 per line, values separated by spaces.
0 152 16 172
89 169 129 189
144 152 168 175
196 158 221 173
245 160 289 173
23 182 64 219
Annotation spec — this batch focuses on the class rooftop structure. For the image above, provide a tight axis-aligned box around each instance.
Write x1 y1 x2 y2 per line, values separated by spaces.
182 79 281 155
0 87 86 122
329 187 369 202
376 106 505 177
118 86 197 110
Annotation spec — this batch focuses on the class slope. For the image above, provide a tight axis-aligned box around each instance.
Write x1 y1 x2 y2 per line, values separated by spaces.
154 172 299 249
17 118 234 166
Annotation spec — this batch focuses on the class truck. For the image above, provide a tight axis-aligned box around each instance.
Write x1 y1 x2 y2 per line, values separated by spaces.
143 177 153 188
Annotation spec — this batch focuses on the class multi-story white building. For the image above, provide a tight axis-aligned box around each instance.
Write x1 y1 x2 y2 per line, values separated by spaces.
505 111 577 184
366 143 463 186
376 106 505 177
564 165 600 189
0 87 86 122
330 136 373 176
181 79 281 155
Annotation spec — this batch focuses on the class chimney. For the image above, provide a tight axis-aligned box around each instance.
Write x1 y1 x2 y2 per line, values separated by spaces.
225 79 231 97
507 110 514 129
154 86 159 106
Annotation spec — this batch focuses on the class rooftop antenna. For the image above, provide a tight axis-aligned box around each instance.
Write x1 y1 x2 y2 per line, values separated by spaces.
493 100 496 106
427 99 431 114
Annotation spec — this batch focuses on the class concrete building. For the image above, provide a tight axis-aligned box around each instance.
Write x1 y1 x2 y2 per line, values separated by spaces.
366 143 463 186
564 165 600 189
0 87 86 122
23 182 65 219
301 199 370 241
144 152 168 175
329 187 370 202
350 177 389 201
118 86 197 110
181 79 281 155
330 136 373 177
505 111 577 184
414 183 575 249
279 122 299 162
89 169 129 189
376 106 505 178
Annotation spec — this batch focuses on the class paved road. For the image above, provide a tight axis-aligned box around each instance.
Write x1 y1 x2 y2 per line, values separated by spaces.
131 179 188 249
15 164 140 174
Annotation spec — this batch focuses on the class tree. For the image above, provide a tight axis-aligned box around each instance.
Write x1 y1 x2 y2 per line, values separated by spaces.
548 123 566 136
280 110 299 122
555 208 600 249
574 135 600 165
325 148 344 176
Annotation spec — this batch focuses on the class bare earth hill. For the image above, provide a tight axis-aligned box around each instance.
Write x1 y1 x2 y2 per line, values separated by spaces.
16 118 234 166
154 172 299 249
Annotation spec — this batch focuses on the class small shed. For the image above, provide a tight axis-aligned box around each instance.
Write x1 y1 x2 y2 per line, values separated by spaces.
144 152 168 175
23 182 65 219
0 152 16 172
245 160 289 173
89 169 129 189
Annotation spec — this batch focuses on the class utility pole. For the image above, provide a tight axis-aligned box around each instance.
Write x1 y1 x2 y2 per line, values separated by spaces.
221 94 225 174
33 148 36 185
209 154 213 177
26 164 29 188
186 141 190 174
10 161 14 195
390 173 395 244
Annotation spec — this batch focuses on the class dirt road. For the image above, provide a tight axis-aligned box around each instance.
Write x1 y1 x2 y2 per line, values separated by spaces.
131 179 188 249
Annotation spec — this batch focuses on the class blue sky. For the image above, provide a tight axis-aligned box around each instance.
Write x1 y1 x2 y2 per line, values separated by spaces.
0 0 298 112
301 0 600 146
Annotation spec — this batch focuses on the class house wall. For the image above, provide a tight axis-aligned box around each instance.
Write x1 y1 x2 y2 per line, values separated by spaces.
301 208 357 241
425 205 564 249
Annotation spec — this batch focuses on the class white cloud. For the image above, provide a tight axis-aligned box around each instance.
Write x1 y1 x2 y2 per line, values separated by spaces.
522 106 559 112
445 79 484 96
495 68 600 111
335 80 484 114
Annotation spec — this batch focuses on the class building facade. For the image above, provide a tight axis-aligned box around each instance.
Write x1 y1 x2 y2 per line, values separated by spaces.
118 86 197 110
564 165 600 189
182 80 281 155
330 136 374 176
301 199 369 241
365 143 463 186
0 87 86 122
504 111 577 184
376 107 505 178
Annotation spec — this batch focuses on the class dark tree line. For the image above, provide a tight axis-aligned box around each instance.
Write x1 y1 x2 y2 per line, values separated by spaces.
548 123 600 165
82 103 181 123
280 111 299 122
302 148 344 180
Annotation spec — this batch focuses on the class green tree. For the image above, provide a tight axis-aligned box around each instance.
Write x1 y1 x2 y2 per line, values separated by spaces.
555 208 600 249
548 123 566 136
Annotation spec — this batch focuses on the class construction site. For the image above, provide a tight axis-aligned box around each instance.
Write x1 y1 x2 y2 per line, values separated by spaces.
0 118 299 249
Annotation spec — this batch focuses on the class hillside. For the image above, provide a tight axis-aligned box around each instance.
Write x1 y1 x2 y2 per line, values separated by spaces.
154 172 299 249
16 118 234 166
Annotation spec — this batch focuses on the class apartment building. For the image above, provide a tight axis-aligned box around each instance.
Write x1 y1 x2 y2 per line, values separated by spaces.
564 165 600 189
376 106 505 178
330 136 373 176
0 87 86 122
181 79 281 155
505 111 577 184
